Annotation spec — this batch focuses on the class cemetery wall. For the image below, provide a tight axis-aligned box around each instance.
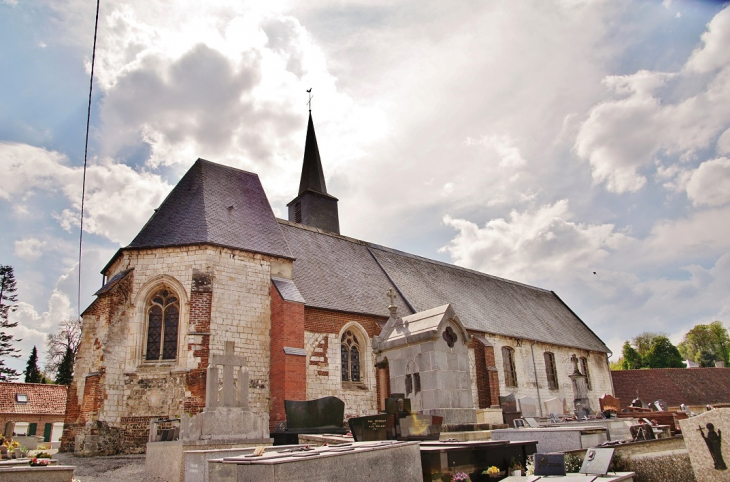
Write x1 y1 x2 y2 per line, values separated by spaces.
303 309 385 419
487 333 612 414
63 245 282 454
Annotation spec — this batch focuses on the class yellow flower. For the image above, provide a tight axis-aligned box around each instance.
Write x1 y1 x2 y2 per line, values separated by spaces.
486 466 500 474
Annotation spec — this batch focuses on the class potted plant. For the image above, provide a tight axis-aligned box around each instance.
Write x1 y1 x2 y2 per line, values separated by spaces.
483 466 504 479
509 457 523 476
452 472 470 482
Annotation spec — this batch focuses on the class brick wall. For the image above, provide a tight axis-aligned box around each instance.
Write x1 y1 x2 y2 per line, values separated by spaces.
65 245 287 454
269 284 306 431
468 334 501 409
303 308 386 419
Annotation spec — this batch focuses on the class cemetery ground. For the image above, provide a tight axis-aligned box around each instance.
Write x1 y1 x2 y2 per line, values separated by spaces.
54 452 163 482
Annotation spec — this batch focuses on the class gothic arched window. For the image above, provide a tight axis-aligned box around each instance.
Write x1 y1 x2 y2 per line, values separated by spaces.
340 330 361 382
145 288 180 361
580 356 592 390
544 352 559 390
502 346 518 387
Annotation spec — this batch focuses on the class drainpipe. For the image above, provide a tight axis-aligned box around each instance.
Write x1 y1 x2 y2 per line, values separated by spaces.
606 351 615 396
530 342 543 416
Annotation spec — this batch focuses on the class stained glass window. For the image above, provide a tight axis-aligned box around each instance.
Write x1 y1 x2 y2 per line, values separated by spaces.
146 288 180 361
341 330 362 383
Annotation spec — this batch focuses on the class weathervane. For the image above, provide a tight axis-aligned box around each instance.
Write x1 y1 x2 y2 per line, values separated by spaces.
306 88 313 111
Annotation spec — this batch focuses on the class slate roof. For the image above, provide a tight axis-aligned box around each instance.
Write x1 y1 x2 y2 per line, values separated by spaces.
0 383 67 416
127 159 292 260
612 368 730 408
278 220 609 353
298 112 328 195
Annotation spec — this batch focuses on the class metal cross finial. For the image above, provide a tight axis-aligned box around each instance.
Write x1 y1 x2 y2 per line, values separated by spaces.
306 88 313 111
387 288 397 307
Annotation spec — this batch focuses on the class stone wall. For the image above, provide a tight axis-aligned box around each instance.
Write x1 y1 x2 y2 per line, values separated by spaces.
63 245 288 454
484 333 613 415
303 308 385 419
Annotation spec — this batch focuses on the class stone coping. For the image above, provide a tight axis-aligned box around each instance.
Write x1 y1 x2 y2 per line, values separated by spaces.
565 435 686 458
214 440 420 465
502 473 636 481
151 437 272 447
493 426 607 433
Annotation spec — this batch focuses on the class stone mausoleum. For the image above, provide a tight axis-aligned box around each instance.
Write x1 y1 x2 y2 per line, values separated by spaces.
61 113 614 454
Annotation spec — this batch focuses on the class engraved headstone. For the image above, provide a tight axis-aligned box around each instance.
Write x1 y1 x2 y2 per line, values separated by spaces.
284 396 346 431
679 408 730 481
518 396 538 418
580 447 614 475
348 414 389 442
534 453 566 476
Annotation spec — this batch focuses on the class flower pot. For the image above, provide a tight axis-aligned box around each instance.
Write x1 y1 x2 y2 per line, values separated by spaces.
512 469 522 476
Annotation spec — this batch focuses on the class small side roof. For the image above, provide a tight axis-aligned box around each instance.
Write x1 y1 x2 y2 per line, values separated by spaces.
127 159 292 260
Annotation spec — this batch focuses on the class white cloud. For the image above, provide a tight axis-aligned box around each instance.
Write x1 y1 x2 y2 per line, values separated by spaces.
0 142 171 245
717 128 730 154
14 238 47 261
440 200 629 284
575 7 730 193
686 157 730 207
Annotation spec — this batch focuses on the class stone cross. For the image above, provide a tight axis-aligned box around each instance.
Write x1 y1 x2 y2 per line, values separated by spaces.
206 341 249 410
387 288 397 307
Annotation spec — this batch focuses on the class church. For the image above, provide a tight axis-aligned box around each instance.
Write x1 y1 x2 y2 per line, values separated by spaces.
61 113 613 454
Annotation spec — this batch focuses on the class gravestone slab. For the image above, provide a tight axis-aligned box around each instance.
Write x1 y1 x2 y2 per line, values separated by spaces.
518 397 538 417
599 394 621 413
655 399 668 411
544 397 563 416
284 396 346 431
679 407 730 481
534 453 566 476
500 393 518 413
349 415 389 442
580 447 614 475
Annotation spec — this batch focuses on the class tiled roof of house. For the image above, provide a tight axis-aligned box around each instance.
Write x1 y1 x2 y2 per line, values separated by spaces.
279 220 610 353
126 159 292 260
0 382 67 415
612 368 730 408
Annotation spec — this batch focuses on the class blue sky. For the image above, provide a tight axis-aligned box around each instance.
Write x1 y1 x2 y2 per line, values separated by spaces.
1 0 729 375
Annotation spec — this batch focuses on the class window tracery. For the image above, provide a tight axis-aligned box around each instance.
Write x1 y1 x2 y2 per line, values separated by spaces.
145 288 179 361
340 330 361 382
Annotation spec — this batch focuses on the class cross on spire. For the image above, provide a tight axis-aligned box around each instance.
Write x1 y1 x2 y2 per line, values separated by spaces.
307 88 313 112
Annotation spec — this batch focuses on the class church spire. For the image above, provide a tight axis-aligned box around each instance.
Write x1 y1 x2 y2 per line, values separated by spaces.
287 104 340 234
298 112 328 195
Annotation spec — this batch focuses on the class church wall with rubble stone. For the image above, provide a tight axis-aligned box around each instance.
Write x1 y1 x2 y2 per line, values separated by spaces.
475 333 612 415
62 245 289 454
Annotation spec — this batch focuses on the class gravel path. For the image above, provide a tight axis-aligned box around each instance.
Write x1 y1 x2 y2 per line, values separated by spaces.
55 453 166 482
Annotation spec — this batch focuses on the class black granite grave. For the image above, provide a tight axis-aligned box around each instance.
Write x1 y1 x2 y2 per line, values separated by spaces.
348 414 389 442
271 396 348 445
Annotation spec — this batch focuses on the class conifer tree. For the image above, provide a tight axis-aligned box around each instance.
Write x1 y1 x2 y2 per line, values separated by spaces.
55 346 75 386
24 346 42 383
0 265 21 381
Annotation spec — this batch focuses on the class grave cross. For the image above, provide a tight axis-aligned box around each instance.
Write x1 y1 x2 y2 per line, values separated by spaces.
206 341 249 410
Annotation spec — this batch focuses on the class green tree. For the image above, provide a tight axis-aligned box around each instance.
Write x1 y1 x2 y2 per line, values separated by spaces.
620 341 644 370
55 346 75 385
644 336 685 368
24 346 42 383
609 357 624 371
633 332 663 358
678 321 730 366
0 265 21 381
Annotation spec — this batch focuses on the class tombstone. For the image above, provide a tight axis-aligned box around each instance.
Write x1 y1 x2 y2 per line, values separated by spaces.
534 453 566 476
580 447 614 475
570 354 591 416
348 414 389 442
518 396 538 418
655 399 668 412
599 394 621 414
398 414 442 440
631 397 646 409
3 421 14 438
500 393 522 426
384 394 412 440
523 417 540 428
679 407 730 481
179 341 267 442
543 397 563 417
146 341 271 482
